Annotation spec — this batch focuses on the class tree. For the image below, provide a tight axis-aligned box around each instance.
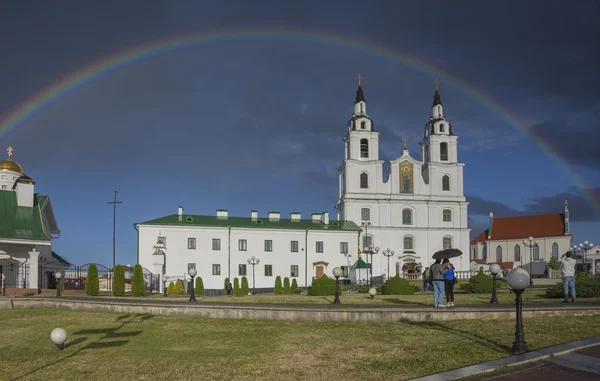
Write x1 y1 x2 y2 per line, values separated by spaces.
223 277 230 294
283 277 291 294
85 264 99 296
174 279 185 295
233 277 240 296
166 281 175 296
131 264 145 297
112 265 125 297
195 276 205 296
274 276 283 294
291 279 299 291
548 256 560 271
241 276 249 296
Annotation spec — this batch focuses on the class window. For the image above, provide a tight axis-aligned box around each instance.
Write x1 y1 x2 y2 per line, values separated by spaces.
552 242 558 259
443 237 452 249
360 138 369 158
473 245 478 260
340 242 348 254
188 238 196 250
316 241 324 253
212 238 221 250
361 121 366 129
158 237 166 248
291 265 299 277
239 264 247 276
264 240 273 252
514 245 521 261
404 236 414 251
360 172 369 188
496 246 502 262
402 209 412 225
533 244 540 261
264 265 273 277
440 123 445 133
239 239 247 251
482 245 487 259
188 263 196 270
362 235 373 248
440 142 448 161
1 185 6 190
443 209 452 222
290 240 299 252
212 264 221 276
442 175 450 191
361 207 370 221
341 266 349 277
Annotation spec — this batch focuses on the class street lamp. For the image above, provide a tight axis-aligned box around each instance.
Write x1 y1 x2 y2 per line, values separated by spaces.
50 328 68 351
188 268 197 303
362 245 380 287
55 272 62 297
361 221 372 280
152 237 166 294
506 268 530 355
162 275 169 297
579 241 594 274
382 248 395 280
522 237 537 286
368 287 377 300
247 256 260 295
332 267 343 304
489 264 500 304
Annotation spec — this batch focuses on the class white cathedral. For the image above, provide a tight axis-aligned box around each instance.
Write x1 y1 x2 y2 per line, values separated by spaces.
136 79 470 292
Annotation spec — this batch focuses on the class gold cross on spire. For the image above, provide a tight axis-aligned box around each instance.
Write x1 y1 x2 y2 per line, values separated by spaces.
7 146 13 160
357 74 364 86
402 137 407 150
434 78 440 91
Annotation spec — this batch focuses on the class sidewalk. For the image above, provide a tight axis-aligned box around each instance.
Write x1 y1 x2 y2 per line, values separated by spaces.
409 336 600 381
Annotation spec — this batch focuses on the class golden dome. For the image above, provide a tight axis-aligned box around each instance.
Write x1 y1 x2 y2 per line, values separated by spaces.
0 146 23 173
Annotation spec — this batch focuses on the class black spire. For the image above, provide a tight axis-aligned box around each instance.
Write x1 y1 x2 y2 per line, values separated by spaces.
355 85 365 104
432 79 442 106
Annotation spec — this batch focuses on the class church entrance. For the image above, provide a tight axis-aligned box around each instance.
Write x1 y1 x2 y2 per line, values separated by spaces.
315 266 324 279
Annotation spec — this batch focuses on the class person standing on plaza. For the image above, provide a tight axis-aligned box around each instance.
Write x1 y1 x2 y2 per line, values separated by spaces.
422 267 430 292
442 259 456 307
559 251 576 303
430 259 448 307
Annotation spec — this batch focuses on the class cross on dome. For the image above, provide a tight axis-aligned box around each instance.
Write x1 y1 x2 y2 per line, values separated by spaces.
433 79 440 91
403 136 407 150
357 74 364 86
7 146 13 160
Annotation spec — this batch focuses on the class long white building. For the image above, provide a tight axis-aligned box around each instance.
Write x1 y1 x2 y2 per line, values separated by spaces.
136 79 471 291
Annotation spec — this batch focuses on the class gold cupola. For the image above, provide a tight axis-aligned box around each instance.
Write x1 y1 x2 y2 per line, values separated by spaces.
0 146 24 173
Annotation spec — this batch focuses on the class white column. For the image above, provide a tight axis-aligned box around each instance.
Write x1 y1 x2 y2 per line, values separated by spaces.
28 249 40 291
154 264 163 294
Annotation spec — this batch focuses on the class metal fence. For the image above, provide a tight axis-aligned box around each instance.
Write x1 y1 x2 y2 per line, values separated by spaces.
0 259 30 290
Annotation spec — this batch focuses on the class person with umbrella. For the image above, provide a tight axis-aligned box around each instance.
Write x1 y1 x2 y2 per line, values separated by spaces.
431 248 463 308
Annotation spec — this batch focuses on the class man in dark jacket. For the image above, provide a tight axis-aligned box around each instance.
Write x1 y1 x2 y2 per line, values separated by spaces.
430 259 448 307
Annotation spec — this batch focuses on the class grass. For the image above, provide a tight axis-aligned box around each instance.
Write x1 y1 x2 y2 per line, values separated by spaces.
2 309 600 381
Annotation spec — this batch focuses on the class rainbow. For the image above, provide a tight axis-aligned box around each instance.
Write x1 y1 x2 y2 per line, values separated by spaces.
0 28 598 216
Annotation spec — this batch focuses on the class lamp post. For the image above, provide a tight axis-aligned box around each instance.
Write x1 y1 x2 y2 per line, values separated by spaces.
162 275 169 297
50 328 68 351
188 267 197 302
489 264 500 304
578 241 594 274
506 268 530 354
362 245 380 287
361 221 371 283
152 237 166 294
332 267 343 304
522 237 537 287
247 256 260 295
368 287 377 299
55 272 62 297
382 248 395 280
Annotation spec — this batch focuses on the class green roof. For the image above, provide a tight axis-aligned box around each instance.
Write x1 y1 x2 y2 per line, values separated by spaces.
52 251 71 265
0 190 51 241
352 258 369 269
135 213 361 232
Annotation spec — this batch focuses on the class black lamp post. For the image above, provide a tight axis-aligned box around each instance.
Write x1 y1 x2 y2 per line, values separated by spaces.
188 268 197 302
489 264 500 304
332 267 342 304
522 237 537 287
382 248 395 279
362 245 380 287
162 275 169 297
506 268 530 354
247 256 260 295
55 272 62 297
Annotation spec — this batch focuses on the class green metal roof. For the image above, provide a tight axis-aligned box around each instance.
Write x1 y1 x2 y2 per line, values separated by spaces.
135 213 362 232
352 258 369 269
52 251 71 264
0 190 51 241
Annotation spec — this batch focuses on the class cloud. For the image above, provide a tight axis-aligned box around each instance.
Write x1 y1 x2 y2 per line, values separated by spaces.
466 195 522 217
301 171 337 189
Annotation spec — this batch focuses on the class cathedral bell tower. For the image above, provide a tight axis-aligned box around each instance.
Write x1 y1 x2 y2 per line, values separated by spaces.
343 74 380 161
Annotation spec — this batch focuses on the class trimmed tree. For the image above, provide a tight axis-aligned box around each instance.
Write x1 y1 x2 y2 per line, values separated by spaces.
166 281 175 296
283 277 291 294
548 256 559 271
85 264 99 296
233 277 240 296
241 276 249 296
112 265 125 297
291 278 299 291
131 264 145 297
195 276 204 297
274 276 283 294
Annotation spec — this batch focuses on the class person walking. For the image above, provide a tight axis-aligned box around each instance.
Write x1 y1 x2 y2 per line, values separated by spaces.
442 259 456 307
430 259 448 307
559 251 576 303
422 267 430 292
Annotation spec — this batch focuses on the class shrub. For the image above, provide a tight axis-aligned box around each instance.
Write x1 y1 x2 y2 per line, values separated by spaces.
308 275 340 296
460 270 494 293
23 292 35 296
173 279 185 295
358 286 369 293
548 256 559 271
85 264 99 296
166 281 175 296
195 276 204 296
234 277 240 296
274 276 283 294
131 264 145 297
291 279 299 290
241 276 249 296
112 265 125 297
381 276 415 295
223 278 230 294
414 285 422 292
546 275 600 298
291 289 303 294
283 277 291 294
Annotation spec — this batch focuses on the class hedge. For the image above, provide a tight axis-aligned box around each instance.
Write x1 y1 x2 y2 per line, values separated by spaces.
131 264 145 297
85 264 99 296
459 269 506 293
174 279 185 295
241 276 249 296
291 279 299 291
112 265 125 297
274 276 283 294
234 277 240 296
195 276 204 296
166 281 175 295
292 289 303 294
381 276 415 295
546 273 600 298
308 275 340 296
283 277 291 294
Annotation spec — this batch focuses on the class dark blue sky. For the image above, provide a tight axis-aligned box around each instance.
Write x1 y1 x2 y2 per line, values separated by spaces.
1 0 598 265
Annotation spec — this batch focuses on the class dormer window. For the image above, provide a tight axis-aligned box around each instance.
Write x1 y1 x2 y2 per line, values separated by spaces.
361 121 366 129
439 123 445 132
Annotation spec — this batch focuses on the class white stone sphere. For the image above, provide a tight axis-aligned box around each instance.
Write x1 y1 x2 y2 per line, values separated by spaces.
368 288 377 297
50 328 68 345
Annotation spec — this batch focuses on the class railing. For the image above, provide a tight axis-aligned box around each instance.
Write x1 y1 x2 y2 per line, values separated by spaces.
402 273 422 281
549 269 562 279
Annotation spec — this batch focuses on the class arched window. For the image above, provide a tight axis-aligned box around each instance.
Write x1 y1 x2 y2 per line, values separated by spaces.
361 208 370 221
361 121 366 129
514 245 521 262
360 172 369 189
402 209 412 225
440 123 445 133
442 175 450 191
443 237 452 249
403 235 414 251
360 138 369 158
443 209 452 222
482 245 487 260
362 235 372 248
473 246 478 260
533 244 540 261
440 142 448 161
496 246 502 262
552 242 558 259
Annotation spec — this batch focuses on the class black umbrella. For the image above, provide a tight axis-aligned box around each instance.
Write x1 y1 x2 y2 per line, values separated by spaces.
432 248 463 260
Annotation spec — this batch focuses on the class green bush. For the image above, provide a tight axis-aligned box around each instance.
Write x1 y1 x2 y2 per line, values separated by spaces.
195 277 204 296
234 277 240 296
131 264 145 297
224 278 230 294
548 256 559 271
23 292 35 296
291 279 299 290
546 274 600 298
381 276 415 295
414 285 422 292
241 276 249 296
308 275 340 296
460 269 494 293
358 286 369 293
291 289 303 294
112 265 125 297
274 276 283 294
173 279 185 295
376 286 383 294
283 277 291 294
85 264 99 296
166 281 175 296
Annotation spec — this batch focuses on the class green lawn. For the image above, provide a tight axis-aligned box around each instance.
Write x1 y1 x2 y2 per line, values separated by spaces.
2 309 600 380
